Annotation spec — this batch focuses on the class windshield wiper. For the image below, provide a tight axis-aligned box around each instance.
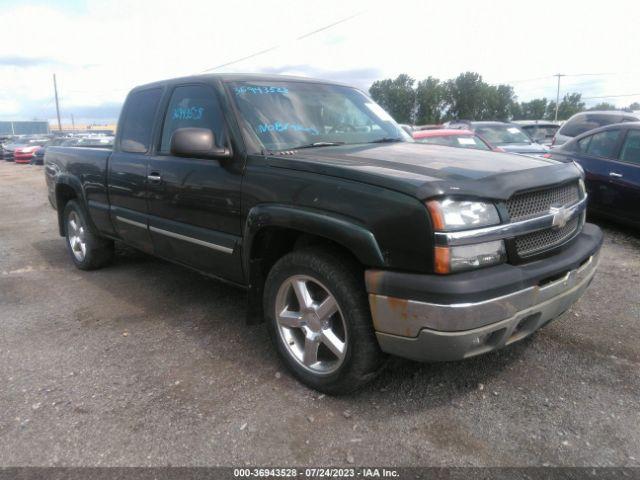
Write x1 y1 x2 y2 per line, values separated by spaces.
369 137 404 143
285 141 345 150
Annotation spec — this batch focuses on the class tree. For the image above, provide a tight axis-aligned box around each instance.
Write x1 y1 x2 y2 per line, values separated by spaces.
589 102 617 111
414 77 445 124
545 93 585 120
515 98 548 120
443 72 488 120
484 84 517 121
628 102 640 111
369 74 416 124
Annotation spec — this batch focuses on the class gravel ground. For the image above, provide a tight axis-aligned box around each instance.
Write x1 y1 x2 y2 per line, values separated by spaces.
1 161 639 467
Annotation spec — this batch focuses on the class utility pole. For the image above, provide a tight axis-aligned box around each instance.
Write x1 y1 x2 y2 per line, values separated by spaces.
554 73 565 122
53 74 62 132
71 114 75 132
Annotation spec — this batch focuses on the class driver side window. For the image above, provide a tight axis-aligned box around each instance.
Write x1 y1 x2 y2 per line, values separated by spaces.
160 84 226 154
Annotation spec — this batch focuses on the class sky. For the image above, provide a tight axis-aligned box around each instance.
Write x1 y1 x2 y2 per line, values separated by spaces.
1 0 639 124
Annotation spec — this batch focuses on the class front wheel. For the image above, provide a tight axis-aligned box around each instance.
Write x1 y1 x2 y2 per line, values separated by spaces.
264 246 385 394
63 200 114 270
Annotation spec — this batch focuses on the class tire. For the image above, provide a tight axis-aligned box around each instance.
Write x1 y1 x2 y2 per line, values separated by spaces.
264 246 385 394
63 200 114 270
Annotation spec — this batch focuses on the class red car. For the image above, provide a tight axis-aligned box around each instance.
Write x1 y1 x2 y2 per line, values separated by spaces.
14 140 47 163
413 129 504 152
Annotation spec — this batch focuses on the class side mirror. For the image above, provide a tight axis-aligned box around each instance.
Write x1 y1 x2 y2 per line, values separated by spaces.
170 127 232 160
400 125 413 136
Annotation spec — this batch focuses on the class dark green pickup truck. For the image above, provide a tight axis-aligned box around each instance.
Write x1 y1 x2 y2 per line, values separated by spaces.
45 74 602 393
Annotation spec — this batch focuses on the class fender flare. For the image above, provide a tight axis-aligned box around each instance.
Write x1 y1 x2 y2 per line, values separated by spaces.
54 174 85 235
242 203 386 275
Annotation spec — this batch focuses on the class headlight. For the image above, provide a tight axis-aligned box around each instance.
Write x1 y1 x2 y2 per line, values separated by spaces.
427 198 505 274
426 199 500 231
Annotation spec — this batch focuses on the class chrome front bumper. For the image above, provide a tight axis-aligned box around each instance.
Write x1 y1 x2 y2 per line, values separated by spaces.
370 252 599 362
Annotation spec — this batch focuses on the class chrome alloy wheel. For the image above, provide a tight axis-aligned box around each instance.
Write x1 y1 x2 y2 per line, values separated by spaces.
275 275 348 375
67 211 87 262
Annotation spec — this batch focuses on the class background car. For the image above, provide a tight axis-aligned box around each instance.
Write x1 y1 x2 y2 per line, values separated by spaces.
552 111 640 147
14 138 48 163
513 120 560 146
447 120 548 156
1 140 23 161
413 128 503 151
548 122 640 227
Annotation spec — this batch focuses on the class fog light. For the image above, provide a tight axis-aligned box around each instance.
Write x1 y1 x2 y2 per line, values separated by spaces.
449 240 506 273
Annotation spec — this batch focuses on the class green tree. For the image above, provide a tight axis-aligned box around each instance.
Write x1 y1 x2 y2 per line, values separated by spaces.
545 93 585 120
414 77 445 124
443 72 488 120
628 102 640 111
369 74 416 124
515 98 548 120
589 102 617 111
484 84 517 121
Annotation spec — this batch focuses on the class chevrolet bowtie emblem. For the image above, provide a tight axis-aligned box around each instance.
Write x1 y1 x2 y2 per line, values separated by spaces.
550 206 571 229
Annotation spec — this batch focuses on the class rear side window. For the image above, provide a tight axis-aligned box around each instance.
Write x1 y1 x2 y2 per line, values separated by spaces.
586 129 621 158
620 130 640 165
160 84 227 153
560 113 631 138
576 136 592 153
119 88 162 153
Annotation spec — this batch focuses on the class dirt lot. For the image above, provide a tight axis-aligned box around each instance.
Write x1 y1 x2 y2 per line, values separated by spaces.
1 161 639 467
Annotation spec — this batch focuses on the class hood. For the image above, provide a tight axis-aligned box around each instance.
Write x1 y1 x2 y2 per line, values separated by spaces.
499 143 548 154
267 142 581 200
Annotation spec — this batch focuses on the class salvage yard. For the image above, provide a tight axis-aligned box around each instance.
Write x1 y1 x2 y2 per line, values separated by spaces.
1 160 639 467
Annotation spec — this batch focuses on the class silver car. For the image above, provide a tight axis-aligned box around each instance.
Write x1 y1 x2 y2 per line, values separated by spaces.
553 111 640 147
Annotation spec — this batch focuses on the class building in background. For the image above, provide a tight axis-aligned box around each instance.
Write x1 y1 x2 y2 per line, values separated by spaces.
0 121 50 135
51 123 117 135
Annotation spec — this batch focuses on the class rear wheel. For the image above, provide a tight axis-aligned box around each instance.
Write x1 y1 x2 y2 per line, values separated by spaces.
63 200 114 270
264 246 385 394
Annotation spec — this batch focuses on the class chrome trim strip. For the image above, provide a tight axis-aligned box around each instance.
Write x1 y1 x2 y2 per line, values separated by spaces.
116 216 147 229
149 226 234 254
435 195 587 246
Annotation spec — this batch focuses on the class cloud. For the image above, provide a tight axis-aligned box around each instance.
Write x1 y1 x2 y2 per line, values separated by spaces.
256 65 383 90
1 0 639 122
0 55 65 68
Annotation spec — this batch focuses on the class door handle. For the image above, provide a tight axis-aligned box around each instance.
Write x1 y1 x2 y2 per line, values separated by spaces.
609 172 623 178
147 172 162 184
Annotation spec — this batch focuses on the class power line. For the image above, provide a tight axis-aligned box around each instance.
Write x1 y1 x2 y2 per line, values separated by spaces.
295 11 362 40
199 11 364 73
582 93 640 100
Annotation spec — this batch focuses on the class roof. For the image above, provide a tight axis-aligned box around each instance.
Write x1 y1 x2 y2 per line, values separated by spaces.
413 129 474 138
449 121 510 127
513 120 559 126
130 73 351 92
564 121 640 145
574 110 637 115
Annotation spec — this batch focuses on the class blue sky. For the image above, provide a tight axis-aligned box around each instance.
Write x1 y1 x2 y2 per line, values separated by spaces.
1 0 639 124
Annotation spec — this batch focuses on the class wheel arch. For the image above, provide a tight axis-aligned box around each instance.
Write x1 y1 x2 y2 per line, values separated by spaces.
242 204 385 324
55 176 83 236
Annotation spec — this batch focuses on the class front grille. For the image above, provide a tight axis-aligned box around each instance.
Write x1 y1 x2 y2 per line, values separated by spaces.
506 181 582 258
515 216 580 257
506 182 580 222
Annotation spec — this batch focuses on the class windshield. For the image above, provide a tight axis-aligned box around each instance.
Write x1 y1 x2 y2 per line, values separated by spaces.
521 125 559 143
475 125 531 145
228 81 409 152
415 134 490 150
